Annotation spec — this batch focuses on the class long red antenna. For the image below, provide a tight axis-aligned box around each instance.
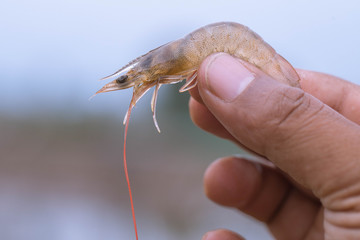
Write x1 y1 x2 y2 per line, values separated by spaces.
123 107 139 240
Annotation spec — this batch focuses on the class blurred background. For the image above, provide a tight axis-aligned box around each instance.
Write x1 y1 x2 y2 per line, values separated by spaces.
1 0 359 239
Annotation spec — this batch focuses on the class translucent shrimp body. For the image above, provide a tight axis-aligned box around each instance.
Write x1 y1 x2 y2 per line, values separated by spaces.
96 22 300 131
95 22 300 240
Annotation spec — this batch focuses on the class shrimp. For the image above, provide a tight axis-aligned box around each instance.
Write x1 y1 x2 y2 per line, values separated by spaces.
95 22 300 240
96 22 300 132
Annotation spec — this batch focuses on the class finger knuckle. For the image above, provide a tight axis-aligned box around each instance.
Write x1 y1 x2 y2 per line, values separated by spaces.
260 86 321 148
274 87 309 127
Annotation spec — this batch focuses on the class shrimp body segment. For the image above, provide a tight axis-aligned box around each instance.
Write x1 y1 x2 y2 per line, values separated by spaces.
96 22 300 131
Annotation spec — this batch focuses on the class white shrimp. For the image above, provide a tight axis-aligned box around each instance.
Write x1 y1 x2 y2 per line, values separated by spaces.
96 22 300 132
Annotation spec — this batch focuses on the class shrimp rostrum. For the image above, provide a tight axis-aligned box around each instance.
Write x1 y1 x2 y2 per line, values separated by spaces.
96 22 300 132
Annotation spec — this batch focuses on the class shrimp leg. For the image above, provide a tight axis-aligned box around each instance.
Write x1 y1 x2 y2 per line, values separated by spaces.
179 71 197 92
151 82 162 132
149 68 198 132
123 81 157 125
157 69 198 92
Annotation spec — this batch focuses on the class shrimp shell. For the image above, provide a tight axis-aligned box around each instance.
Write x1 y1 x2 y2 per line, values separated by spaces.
96 22 300 131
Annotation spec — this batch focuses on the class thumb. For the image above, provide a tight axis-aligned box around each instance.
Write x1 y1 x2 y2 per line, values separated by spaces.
196 53 360 199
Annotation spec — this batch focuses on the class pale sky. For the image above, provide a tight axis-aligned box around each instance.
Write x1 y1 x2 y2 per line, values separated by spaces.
1 0 359 118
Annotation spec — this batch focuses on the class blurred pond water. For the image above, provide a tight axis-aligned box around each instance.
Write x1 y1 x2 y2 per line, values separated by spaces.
0 107 272 240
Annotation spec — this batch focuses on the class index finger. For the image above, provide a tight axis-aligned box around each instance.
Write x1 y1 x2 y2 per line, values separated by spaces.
298 69 360 124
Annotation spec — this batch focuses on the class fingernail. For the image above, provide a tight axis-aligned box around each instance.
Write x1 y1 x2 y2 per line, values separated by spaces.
232 153 275 169
202 231 216 240
202 230 243 240
205 53 255 102
201 232 209 240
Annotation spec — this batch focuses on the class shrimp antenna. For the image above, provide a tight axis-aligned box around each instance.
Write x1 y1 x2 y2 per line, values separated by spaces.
123 105 139 240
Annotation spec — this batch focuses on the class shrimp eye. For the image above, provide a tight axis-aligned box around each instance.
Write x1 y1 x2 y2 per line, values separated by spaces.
116 75 128 84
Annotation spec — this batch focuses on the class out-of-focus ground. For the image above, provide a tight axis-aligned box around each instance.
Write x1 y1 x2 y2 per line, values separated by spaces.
0 90 272 240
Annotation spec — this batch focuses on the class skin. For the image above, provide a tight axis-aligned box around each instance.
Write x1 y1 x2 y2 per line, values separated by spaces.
188 53 360 240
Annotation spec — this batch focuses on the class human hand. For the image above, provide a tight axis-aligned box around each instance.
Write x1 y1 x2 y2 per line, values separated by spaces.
189 53 360 240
